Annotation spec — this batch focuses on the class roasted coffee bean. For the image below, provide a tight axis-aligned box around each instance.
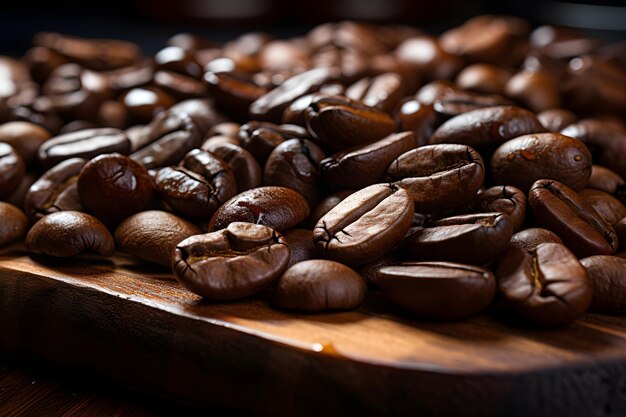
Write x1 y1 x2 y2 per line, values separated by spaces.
59 120 99 134
102 61 154 94
155 149 236 219
209 186 310 233
221 32 271 74
320 132 416 191
210 143 261 193
153 70 208 100
561 119 626 179
0 202 27 246
460 186 527 232
23 46 68 84
587 165 625 196
264 139 325 205
530 25 600 59
130 111 203 169
580 189 626 226
395 99 437 147
114 210 200 267
395 36 463 81
204 71 268 120
120 86 175 123
37 128 131 170
26 211 115 257
509 228 562 252
34 32 140 71
201 135 241 152
378 262 495 319
167 98 226 138
305 95 395 151
429 106 546 148
273 260 366 311
405 212 513 265
616 218 626 251
308 190 353 228
24 157 86 221
537 108 577 132
529 179 618 257
281 84 346 126
259 40 311 72
387 144 484 213
0 142 25 200
313 184 413 266
5 173 36 209
491 133 592 192
580 256 626 315
206 122 241 140
98 100 130 129
356 250 403 288
0 121 50 165
238 121 308 164
77 153 156 226
250 67 339 122
345 73 406 113
283 228 318 268
455 64 511 95
154 46 202 77
497 243 592 326
504 69 561 112
173 222 289 299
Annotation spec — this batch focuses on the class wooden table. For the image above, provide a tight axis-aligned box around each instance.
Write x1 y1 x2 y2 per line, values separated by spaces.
1 244 625 417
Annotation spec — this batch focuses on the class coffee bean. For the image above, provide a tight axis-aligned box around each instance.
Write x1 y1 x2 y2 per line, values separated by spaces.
0 142 25 200
120 87 175 123
395 99 437 147
308 190 353 227
313 183 413 266
26 211 115 257
455 64 511 95
154 149 236 219
320 131 416 191
204 71 268 120
173 222 289 299
210 143 261 193
378 262 495 319
615 218 626 251
529 179 618 257
154 46 202 77
509 228 562 252
305 95 395 151
24 157 86 221
405 212 513 265
579 189 626 226
580 256 626 315
537 108 577 132
497 243 592 326
0 121 51 165
386 144 484 213
491 133 592 192
0 202 27 246
153 70 207 100
77 153 156 226
345 72 407 113
505 69 561 112
283 228 318 268
273 260 366 311
460 186 527 232
114 210 200 267
209 186 310 233
238 121 309 165
587 165 625 196
37 128 131 170
396 36 463 81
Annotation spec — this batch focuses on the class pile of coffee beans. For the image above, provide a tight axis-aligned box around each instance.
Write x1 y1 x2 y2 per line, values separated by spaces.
1 16 625 325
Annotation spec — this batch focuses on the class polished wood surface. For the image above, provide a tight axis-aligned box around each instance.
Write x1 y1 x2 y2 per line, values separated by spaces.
1 244 625 417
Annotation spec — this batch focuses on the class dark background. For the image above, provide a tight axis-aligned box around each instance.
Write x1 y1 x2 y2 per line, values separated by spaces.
1 0 625 56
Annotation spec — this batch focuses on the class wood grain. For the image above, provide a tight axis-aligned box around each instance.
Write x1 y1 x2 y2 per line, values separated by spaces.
1 245 625 417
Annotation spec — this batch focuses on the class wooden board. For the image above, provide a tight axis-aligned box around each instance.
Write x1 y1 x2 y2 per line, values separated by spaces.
1 245 625 417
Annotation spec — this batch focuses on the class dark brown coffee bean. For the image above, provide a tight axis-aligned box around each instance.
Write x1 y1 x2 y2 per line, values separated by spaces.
387 144 484 213
0 202 27 246
209 186 310 233
5 173 36 209
130 111 203 169
530 26 600 59
97 100 130 129
153 70 207 100
264 139 325 205
379 262 495 319
491 133 592 192
308 190 353 228
204 71 268 120
26 211 115 257
460 186 527 232
250 67 339 122
345 73 406 113
281 83 346 126
529 179 618 257
313 184 413 266
497 243 592 326
537 108 577 132
37 128 131 170
206 122 241 140
59 120 99 134
283 228 318 268
579 189 626 226
24 157 86 221
0 142 25 200
77 153 156 226
395 36 463 81
580 256 626 315
0 121 51 165
154 46 202 77
120 86 175 123
587 165 625 196
259 40 311 72
114 210 200 267
405 212 513 265
504 69 561 112
320 132 416 191
210 143 261 193
455 64 511 95
23 46 68 84
238 121 308 165
561 119 626 179
154 149 237 220
273 260 366 311
430 106 546 148
173 222 289 299
305 95 396 151
616 218 626 251
509 228 563 252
